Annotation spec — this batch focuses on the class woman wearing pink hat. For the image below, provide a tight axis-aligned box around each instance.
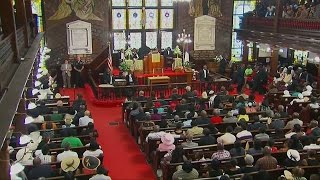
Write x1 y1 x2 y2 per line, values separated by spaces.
158 133 176 152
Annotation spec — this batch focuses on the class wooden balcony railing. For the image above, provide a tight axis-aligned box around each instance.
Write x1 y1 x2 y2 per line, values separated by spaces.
243 16 320 33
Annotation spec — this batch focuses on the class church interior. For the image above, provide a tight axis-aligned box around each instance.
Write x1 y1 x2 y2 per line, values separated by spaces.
0 0 320 179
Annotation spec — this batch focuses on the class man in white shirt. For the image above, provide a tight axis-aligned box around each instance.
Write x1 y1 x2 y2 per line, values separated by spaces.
284 113 303 129
145 125 180 142
303 137 320 150
57 143 78 162
217 126 236 145
79 110 94 127
90 166 112 180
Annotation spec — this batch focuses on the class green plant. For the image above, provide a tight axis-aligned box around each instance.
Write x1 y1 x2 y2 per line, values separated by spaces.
183 61 195 69
125 48 133 60
119 62 130 72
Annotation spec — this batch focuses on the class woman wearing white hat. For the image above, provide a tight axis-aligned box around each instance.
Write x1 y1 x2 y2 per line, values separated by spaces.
284 149 305 167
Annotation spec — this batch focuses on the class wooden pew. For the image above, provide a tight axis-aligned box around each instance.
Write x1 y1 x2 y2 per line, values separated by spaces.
161 151 320 180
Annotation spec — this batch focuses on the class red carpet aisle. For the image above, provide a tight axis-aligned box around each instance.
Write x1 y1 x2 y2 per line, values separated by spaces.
61 88 156 180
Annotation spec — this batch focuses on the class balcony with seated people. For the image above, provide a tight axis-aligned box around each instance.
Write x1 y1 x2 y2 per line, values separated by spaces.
235 0 320 53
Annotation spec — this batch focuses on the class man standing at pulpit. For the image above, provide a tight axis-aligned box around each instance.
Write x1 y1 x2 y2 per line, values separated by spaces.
126 70 136 85
102 67 114 85
199 65 210 82
163 47 173 68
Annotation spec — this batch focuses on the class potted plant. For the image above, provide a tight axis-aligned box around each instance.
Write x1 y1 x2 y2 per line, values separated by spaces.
119 62 130 76
183 61 195 72
173 45 182 58
208 55 223 72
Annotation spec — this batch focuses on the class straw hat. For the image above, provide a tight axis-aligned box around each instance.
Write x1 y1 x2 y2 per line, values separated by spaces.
82 156 101 170
161 133 175 145
284 170 293 180
202 92 208 99
61 157 80 172
55 93 62 99
16 147 32 162
287 149 300 162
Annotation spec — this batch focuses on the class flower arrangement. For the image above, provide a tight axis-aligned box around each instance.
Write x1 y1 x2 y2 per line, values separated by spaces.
119 62 130 72
173 45 182 58
183 61 195 69
125 47 133 60
212 55 223 63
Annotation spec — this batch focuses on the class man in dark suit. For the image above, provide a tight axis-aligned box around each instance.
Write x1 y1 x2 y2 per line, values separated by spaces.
102 68 114 85
126 70 136 85
163 47 173 68
199 65 210 82
237 64 245 93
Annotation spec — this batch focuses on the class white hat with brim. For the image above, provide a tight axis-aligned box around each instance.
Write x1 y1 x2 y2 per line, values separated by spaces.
16 148 32 162
24 116 34 124
29 131 42 144
306 85 313 91
82 156 101 170
284 90 290 96
27 142 39 151
61 157 80 172
209 90 214 95
161 133 175 145
10 163 25 175
27 103 37 110
287 149 300 162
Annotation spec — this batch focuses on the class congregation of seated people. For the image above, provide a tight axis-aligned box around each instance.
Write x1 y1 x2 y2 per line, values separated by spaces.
10 92 111 180
123 63 320 180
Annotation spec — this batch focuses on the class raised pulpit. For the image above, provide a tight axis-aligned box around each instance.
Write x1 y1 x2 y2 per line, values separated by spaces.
143 53 164 74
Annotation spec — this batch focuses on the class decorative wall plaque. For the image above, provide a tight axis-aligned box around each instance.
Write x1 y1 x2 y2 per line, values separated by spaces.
194 15 216 51
66 20 92 55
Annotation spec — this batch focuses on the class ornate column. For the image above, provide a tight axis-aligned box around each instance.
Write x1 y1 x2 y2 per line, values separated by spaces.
270 47 279 76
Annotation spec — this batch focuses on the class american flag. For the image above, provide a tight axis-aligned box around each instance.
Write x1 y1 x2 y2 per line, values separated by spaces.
107 44 113 72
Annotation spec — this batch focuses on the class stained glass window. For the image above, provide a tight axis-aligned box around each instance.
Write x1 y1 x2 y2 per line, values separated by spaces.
161 0 173 6
31 0 43 32
145 0 158 7
160 9 174 29
232 0 256 61
161 31 172 49
129 9 142 29
146 32 158 49
113 32 126 50
129 33 142 49
112 0 126 6
145 9 158 29
112 9 126 29
128 0 142 7
111 0 174 51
